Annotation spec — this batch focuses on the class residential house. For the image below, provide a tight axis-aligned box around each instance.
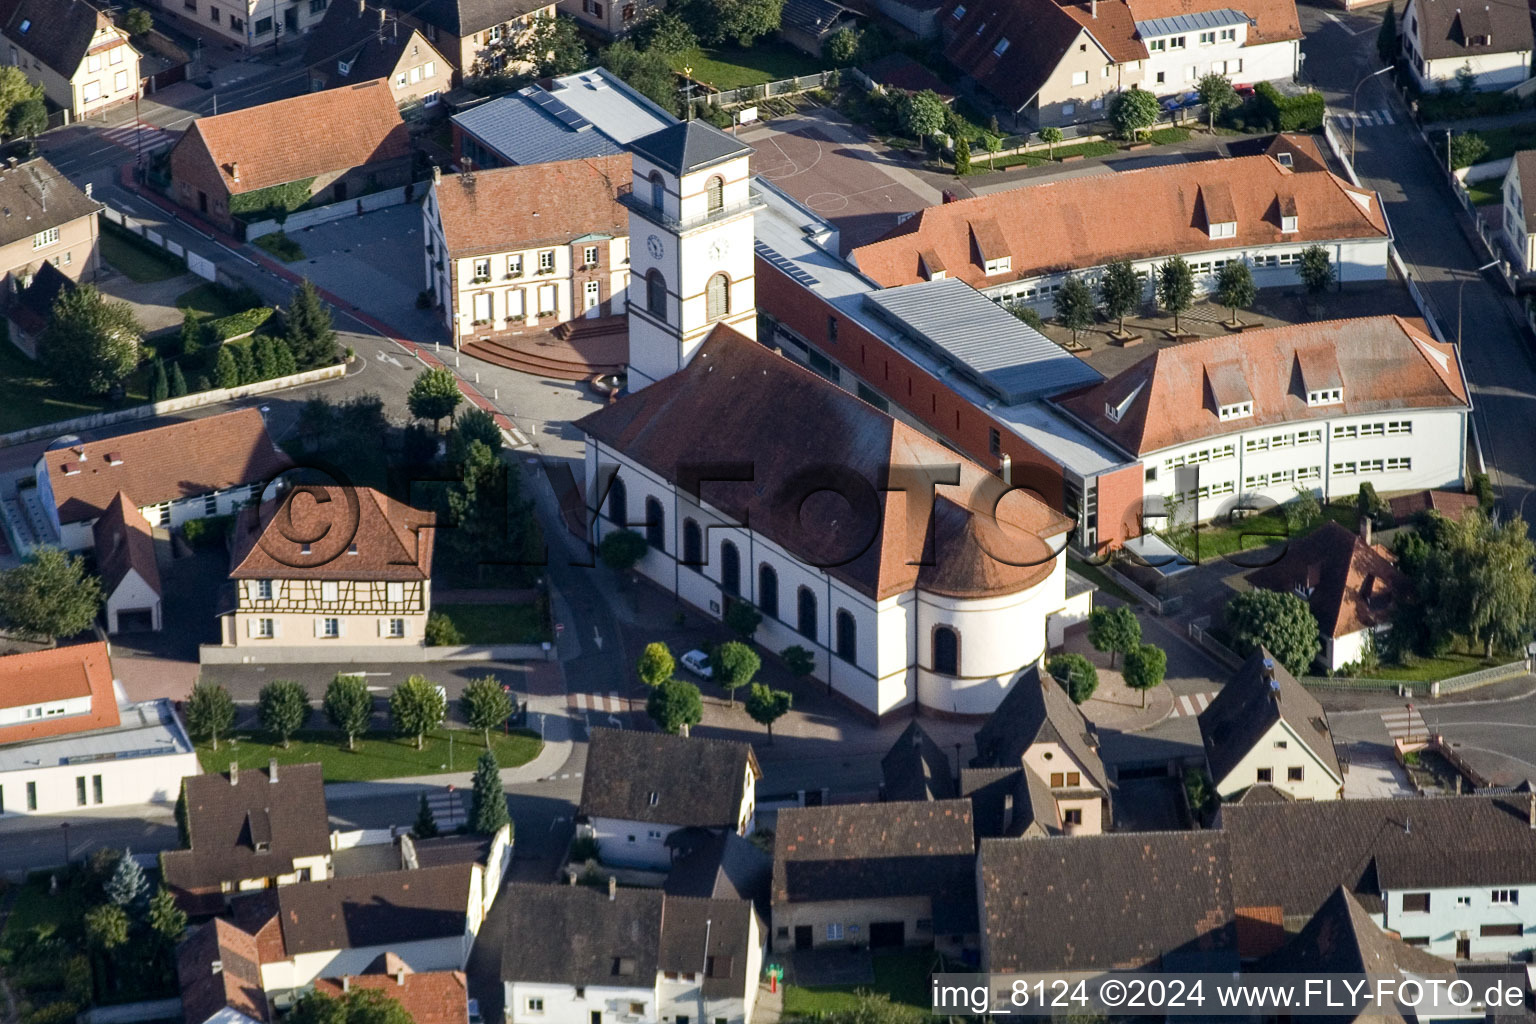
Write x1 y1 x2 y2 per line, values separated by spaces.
663 830 772 914
179 918 270 1024
780 0 860 55
312 966 470 1024
0 157 102 298
771 800 976 953
148 0 333 52
395 0 557 77
1052 317 1472 523
576 728 760 870
303 1 452 116
0 0 141 120
501 883 763 1024
959 766 1059 839
970 667 1112 833
221 484 435 648
880 721 958 802
849 149 1390 307
558 0 660 41
161 761 333 914
423 154 631 343
1500 151 1536 273
939 0 1301 128
1197 648 1343 801
6 261 74 358
93 491 163 633
167 79 412 234
33 408 293 551
1246 521 1407 671
1222 793 1536 960
1401 0 1533 92
978 832 1239 971
0 643 198 817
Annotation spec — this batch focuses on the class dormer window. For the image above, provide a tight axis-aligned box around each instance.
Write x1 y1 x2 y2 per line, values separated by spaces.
648 790 659 806
993 37 1010 56
1307 388 1342 406
1209 221 1236 238
984 256 1011 274
1104 381 1145 423
1281 214 1298 233
1218 401 1252 421
951 2 964 16
1277 152 1294 168
337 59 352 75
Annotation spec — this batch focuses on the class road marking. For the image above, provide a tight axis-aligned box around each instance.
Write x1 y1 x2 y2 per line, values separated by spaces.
1168 692 1218 718
592 626 603 651
1381 707 1429 741
376 350 405 368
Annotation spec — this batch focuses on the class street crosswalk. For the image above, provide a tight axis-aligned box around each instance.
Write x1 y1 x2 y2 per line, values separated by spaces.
572 691 625 713
99 120 177 154
1381 706 1430 742
1168 691 1217 718
1332 108 1397 129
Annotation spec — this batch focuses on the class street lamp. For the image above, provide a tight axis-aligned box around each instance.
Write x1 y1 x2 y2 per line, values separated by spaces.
1351 66 1394 165
1457 259 1500 346
61 822 71 865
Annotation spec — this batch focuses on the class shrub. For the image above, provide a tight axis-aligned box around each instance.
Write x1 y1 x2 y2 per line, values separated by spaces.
569 836 600 862
1005 302 1045 331
205 306 274 342
25 1002 80 1024
1445 130 1489 169
1473 472 1495 509
425 612 462 646
181 514 234 549
1254 81 1324 132
1048 652 1099 704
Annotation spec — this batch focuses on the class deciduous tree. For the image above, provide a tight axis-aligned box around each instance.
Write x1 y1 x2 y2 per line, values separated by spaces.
1298 244 1335 296
185 682 236 750
714 640 759 707
0 546 102 640
1225 589 1321 675
599 529 649 572
390 675 446 750
257 680 311 748
1054 273 1095 342
1216 260 1257 326
1086 606 1141 667
1122 642 1167 708
1196 72 1239 131
407 367 463 432
1048 652 1099 704
637 641 676 688
901 90 946 140
323 674 373 750
40 284 142 396
1039 125 1063 159
1156 256 1195 334
647 678 703 735
1110 88 1160 139
460 675 513 747
745 683 792 742
1098 259 1141 337
725 601 762 640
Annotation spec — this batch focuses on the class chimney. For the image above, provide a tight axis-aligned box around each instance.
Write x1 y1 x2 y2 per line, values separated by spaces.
1002 792 1014 835
229 762 239 785
75 446 86 462
607 876 617 901
1528 791 1535 828
1091 0 1097 16
1359 514 1373 547
231 161 241 183
268 758 279 783
211 960 223 975
396 969 407 987
1001 452 1012 486
432 164 441 185
358 0 366 11
342 977 351 992
378 7 386 25
83 182 92 197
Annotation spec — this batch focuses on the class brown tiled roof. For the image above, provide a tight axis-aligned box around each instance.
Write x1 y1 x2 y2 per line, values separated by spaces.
973 667 1108 791
499 883 664 987
228 485 435 582
0 156 103 249
1197 647 1342 788
576 327 1072 601
881 721 957 802
1257 886 1453 988
1411 0 1533 61
1247 522 1407 639
578 728 759 828
1222 794 1536 930
1055 0 1148 61
434 155 631 258
0 0 128 82
313 971 469 1024
1053 317 1470 456
178 919 269 1024
1266 132 1330 173
980 832 1237 971
270 863 474 955
1388 489 1482 523
93 491 161 597
1127 0 1301 44
656 896 759 999
44 409 292 527
0 642 120 745
161 763 331 892
773 800 975 911
960 766 1056 838
851 154 1385 289
174 80 409 196
940 0 1091 110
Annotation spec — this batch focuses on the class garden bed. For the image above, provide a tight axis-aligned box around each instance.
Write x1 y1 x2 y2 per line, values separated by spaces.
434 601 551 644
252 231 305 262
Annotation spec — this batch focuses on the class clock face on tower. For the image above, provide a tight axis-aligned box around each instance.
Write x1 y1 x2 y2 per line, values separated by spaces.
708 239 730 262
646 234 664 260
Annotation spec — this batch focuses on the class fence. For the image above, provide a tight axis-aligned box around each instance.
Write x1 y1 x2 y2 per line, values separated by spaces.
240 182 421 241
704 72 836 108
78 999 183 1024
1187 620 1244 670
101 203 217 282
1100 560 1177 615
1301 659 1525 696
0 363 346 450
332 827 397 850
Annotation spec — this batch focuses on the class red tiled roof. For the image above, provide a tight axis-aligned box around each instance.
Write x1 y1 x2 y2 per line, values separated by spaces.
1055 0 1147 61
178 919 269 1024
44 409 292 527
434 154 631 257
313 971 468 1024
1388 489 1482 523
941 0 1092 110
1053 316 1470 455
178 79 409 195
0 641 119 745
851 154 1386 288
92 491 161 596
229 485 435 582
1127 0 1300 45
1247 522 1407 638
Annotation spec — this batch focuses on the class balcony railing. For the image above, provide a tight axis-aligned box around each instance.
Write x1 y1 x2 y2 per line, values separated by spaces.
616 182 764 233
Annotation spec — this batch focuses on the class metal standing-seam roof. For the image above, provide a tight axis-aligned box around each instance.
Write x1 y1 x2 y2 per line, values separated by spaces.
861 278 1103 404
451 89 625 166
1134 8 1250 35
545 68 678 144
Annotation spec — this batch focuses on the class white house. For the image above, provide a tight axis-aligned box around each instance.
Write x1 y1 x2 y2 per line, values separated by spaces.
1053 316 1472 524
1197 648 1344 801
1402 0 1534 92
34 408 292 551
502 883 764 1024
851 140 1390 309
93 492 162 633
1225 794 1536 961
0 642 198 817
580 121 1090 720
578 728 759 870
1501 151 1536 273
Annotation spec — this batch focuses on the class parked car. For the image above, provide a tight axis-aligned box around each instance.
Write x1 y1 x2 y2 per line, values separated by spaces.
680 649 713 680
468 1001 483 1024
1234 83 1256 98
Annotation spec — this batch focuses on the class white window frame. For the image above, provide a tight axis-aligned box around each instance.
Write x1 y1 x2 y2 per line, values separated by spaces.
256 618 275 638
321 581 339 603
826 923 844 941
33 227 58 249
387 581 404 603
257 580 274 601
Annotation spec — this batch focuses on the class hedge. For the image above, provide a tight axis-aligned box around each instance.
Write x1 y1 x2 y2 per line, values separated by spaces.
206 306 274 341
1254 82 1324 133
228 177 316 221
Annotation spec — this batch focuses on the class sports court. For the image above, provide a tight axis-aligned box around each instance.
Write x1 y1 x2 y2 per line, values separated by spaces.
743 111 938 253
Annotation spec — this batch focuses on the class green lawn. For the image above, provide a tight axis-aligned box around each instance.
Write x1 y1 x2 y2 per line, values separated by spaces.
175 281 245 320
988 139 1120 171
196 726 542 781
435 602 550 644
782 949 955 1017
675 42 825 90
1067 554 1139 604
99 225 186 283
1465 180 1502 207
1469 123 1536 165
1170 501 1358 561
0 337 120 432
252 231 305 262
1366 651 1506 683
2 878 85 948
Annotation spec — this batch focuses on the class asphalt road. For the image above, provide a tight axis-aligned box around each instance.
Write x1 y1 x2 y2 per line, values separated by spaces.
1298 1 1536 521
